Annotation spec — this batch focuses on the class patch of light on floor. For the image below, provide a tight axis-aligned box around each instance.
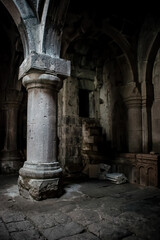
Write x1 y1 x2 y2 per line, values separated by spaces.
4 185 19 198
64 184 81 193
60 183 86 200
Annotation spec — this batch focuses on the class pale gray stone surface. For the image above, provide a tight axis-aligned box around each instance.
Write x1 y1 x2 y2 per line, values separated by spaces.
11 230 45 240
61 232 100 240
0 211 26 223
28 212 72 229
42 222 84 240
0 220 11 240
6 220 35 232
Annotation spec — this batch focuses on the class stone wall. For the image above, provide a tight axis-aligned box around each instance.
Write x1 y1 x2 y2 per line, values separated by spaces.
58 76 83 175
58 115 82 175
57 64 107 176
81 119 106 166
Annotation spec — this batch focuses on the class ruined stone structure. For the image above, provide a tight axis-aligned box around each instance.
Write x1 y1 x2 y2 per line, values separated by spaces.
0 0 160 200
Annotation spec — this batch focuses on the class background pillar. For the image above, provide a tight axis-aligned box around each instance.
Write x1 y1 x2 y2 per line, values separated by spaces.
125 97 142 153
0 90 23 173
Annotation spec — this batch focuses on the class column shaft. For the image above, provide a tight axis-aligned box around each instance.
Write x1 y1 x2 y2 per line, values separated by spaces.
27 87 57 164
125 97 142 153
4 104 18 151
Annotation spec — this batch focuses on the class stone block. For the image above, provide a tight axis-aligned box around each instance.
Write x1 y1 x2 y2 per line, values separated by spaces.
19 53 70 79
18 176 63 200
1 211 26 223
11 230 44 240
42 221 84 240
6 220 34 232
0 221 10 240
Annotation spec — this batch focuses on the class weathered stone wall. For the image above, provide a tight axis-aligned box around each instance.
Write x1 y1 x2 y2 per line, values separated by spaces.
58 76 82 175
57 50 107 175
81 119 106 167
99 58 128 153
58 38 138 175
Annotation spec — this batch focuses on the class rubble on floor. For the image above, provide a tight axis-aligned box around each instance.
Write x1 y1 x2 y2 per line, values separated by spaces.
83 163 128 184
105 172 128 184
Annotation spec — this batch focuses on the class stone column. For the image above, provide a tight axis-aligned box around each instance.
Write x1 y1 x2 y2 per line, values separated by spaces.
0 90 23 173
142 97 150 153
141 81 153 153
18 72 63 200
125 96 142 153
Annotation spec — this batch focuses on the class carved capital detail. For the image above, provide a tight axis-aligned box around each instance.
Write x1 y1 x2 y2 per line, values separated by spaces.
22 73 63 91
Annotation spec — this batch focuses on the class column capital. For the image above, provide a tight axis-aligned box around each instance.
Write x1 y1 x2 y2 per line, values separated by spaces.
19 52 71 80
0 90 23 109
124 96 142 109
22 73 63 91
120 82 142 108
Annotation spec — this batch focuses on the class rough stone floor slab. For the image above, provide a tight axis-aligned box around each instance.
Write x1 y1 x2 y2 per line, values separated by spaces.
0 175 160 240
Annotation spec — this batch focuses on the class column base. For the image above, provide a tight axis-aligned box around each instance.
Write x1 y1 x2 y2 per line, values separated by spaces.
18 176 63 201
0 150 24 174
18 162 63 200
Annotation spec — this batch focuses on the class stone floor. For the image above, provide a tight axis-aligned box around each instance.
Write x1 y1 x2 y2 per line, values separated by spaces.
0 175 160 240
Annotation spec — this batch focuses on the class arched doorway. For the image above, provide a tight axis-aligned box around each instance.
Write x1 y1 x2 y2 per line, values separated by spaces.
0 1 26 174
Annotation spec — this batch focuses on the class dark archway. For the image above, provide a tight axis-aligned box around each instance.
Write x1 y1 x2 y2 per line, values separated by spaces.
0 1 26 174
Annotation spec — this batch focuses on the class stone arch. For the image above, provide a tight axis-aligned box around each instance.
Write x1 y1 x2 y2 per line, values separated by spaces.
0 0 35 57
147 32 160 153
0 1 26 174
102 23 137 86
62 22 136 86
61 10 140 156
138 27 160 153
138 16 160 152
145 32 160 102
0 1 24 90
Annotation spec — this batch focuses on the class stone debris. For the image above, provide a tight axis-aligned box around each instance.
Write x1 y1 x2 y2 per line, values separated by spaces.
105 172 128 184
86 163 128 184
